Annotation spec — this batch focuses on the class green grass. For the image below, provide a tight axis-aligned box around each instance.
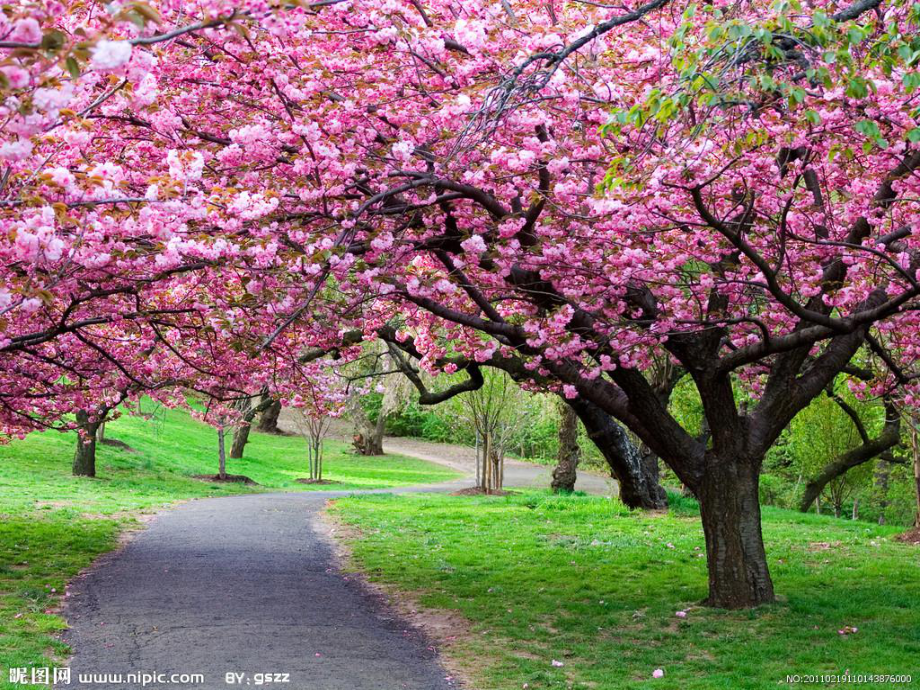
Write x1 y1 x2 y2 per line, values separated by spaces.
0 405 460 688
330 491 920 690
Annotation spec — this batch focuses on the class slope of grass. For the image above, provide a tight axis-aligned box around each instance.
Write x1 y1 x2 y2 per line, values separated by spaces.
330 491 920 690
0 405 460 688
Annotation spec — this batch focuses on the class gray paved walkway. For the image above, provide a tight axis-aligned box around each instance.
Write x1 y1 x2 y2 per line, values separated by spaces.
60 490 459 690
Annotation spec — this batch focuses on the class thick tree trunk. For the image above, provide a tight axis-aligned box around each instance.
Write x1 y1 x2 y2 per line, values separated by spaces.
73 410 100 477
229 398 253 459
696 460 775 608
352 403 385 456
354 432 384 456
552 402 580 493
230 424 251 459
257 398 282 433
568 397 667 509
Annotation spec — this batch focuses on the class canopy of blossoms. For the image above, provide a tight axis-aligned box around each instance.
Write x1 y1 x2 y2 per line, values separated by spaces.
2 0 918 436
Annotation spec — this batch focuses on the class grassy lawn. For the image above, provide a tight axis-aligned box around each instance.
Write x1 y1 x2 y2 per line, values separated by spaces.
330 491 920 690
0 405 459 688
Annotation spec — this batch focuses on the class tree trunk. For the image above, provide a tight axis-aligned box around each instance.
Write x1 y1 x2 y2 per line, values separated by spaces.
479 432 492 492
73 410 99 477
217 426 227 479
552 402 580 492
95 421 106 443
911 418 920 528
568 397 667 509
230 423 251 459
696 460 775 608
257 398 282 433
875 460 890 525
352 403 385 456
229 398 253 459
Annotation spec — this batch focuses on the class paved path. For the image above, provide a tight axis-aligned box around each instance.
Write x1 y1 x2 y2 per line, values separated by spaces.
277 413 618 497
60 488 463 690
61 426 617 690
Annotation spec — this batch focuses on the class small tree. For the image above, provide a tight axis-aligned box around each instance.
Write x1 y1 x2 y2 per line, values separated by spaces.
293 410 332 482
290 374 347 482
443 370 534 493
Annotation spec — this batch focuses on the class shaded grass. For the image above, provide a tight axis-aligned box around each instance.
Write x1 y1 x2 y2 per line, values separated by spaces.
330 491 920 690
0 405 460 687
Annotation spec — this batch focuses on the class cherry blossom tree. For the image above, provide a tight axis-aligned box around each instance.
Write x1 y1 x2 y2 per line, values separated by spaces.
4 0 920 609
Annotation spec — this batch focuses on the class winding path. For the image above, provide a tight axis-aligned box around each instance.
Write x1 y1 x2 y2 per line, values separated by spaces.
60 429 615 689
60 487 464 690
276 412 618 496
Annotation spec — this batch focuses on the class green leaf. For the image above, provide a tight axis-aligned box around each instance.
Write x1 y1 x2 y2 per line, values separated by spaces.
41 30 67 53
65 56 81 80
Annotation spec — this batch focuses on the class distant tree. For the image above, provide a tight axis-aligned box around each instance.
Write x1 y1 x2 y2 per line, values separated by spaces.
439 370 535 493
347 343 412 456
229 393 278 459
798 391 902 514
906 411 920 529
256 397 283 434
293 410 332 483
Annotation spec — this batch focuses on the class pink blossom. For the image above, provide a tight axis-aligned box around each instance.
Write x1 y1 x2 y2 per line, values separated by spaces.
0 139 33 161
91 40 133 71
652 669 665 679
10 18 42 44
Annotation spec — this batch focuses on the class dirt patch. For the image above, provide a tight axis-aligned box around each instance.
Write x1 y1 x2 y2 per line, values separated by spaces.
295 478 341 485
191 474 258 485
100 438 136 452
807 541 842 551
450 487 515 497
321 504 478 688
894 526 920 545
34 500 75 510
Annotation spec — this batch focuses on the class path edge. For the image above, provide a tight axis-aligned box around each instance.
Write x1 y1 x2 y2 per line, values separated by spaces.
319 500 480 690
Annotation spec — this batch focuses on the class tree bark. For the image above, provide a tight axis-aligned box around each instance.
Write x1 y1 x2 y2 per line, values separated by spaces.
697 459 775 608
568 397 667 509
256 398 282 433
230 423 251 459
910 414 920 528
351 401 385 456
552 402 580 492
217 426 227 479
73 410 100 477
229 397 253 459
875 460 890 525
